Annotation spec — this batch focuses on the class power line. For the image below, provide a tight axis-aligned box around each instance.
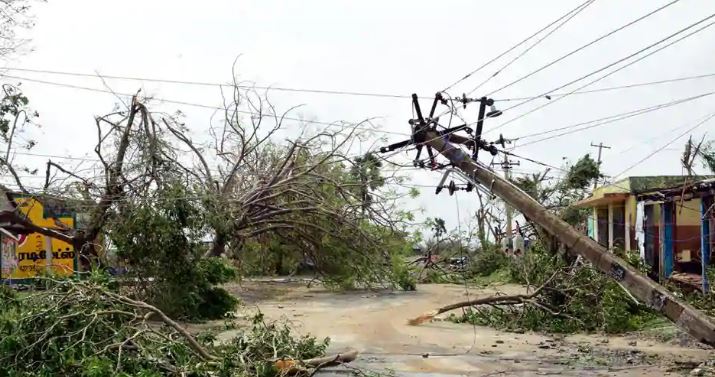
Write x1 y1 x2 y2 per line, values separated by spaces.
0 149 98 162
0 67 425 100
465 0 596 96
487 11 715 135
441 0 594 92
614 120 698 156
483 0 681 97
613 112 715 179
494 72 715 102
514 91 715 146
0 74 411 137
498 149 569 173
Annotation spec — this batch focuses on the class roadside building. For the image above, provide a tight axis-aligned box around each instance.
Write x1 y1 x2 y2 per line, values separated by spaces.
0 188 91 284
575 176 704 251
637 178 715 292
576 176 714 292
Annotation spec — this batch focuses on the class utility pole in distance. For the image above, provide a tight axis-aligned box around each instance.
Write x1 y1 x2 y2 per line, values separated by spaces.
491 152 519 250
591 142 611 189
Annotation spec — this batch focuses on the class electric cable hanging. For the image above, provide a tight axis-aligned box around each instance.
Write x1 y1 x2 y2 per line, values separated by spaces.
515 91 715 147
495 72 715 102
0 67 426 100
486 12 715 135
466 0 596 96
480 0 682 97
613 112 715 179
441 0 594 92
0 74 411 137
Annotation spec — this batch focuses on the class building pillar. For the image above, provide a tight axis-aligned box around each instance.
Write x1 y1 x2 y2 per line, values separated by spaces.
661 201 674 280
592 207 599 243
625 206 631 251
701 196 712 293
608 203 614 249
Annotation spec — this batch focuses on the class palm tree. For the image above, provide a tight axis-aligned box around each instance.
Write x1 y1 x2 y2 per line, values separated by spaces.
349 153 385 215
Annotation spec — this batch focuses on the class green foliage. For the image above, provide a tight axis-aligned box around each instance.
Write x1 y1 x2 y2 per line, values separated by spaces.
0 277 328 377
454 244 659 334
564 154 601 191
221 312 329 377
468 247 511 278
109 181 237 320
0 84 39 164
349 153 385 213
511 155 602 226
391 257 416 291
428 217 447 239
560 206 590 226
233 152 412 290
0 285 18 307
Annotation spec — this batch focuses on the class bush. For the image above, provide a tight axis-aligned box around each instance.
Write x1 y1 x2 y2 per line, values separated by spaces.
391 258 416 291
468 246 511 278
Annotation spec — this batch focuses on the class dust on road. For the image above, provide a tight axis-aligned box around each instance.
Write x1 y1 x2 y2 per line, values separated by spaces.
220 280 714 376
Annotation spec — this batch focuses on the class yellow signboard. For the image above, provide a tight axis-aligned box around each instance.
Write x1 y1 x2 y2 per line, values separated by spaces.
0 196 76 281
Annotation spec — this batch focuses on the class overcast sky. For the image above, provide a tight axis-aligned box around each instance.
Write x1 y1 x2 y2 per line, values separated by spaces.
2 0 715 234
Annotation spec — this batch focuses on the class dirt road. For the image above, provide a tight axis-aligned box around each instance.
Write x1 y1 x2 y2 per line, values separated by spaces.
221 280 714 376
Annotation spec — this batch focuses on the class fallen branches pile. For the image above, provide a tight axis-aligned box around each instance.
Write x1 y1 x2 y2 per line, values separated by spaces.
410 247 659 334
0 277 355 376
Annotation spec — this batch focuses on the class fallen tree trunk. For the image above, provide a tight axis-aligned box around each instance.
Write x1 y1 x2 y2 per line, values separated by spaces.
422 130 715 346
409 271 559 325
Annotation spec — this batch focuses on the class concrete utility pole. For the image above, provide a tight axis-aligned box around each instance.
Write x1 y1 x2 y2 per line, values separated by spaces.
423 131 715 346
491 153 519 250
590 142 611 189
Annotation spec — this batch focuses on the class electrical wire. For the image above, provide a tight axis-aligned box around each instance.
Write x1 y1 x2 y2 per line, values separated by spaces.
498 150 569 173
615 120 701 156
487 12 715 135
613 112 715 179
441 0 594 92
494 72 715 102
466 0 596 96
482 0 682 97
515 91 715 147
0 67 425 100
0 74 411 137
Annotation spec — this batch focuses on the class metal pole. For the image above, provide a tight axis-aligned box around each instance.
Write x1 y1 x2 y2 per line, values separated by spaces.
590 142 611 189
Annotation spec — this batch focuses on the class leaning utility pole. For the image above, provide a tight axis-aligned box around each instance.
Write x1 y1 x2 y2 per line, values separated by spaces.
380 93 715 346
590 142 610 189
491 153 519 249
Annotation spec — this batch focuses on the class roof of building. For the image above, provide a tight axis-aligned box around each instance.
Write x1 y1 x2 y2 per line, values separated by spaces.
637 177 715 202
575 175 714 207
0 186 95 235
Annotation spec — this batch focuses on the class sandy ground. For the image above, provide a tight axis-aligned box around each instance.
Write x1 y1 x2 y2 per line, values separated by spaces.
217 279 714 376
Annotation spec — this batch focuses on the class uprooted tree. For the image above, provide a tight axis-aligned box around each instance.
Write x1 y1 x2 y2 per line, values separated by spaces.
2 79 413 316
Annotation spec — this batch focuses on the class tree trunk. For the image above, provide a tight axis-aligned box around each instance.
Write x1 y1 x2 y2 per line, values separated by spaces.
207 232 227 258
